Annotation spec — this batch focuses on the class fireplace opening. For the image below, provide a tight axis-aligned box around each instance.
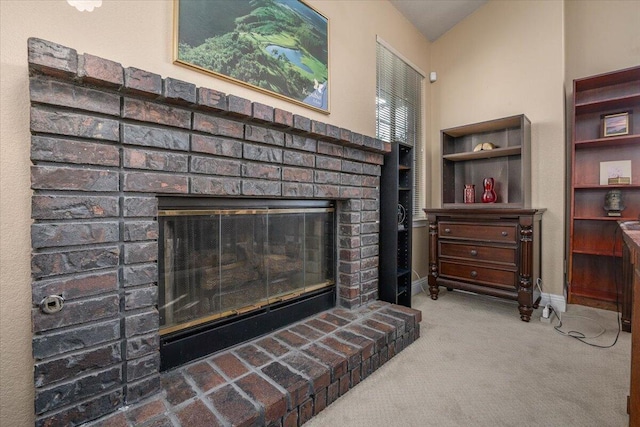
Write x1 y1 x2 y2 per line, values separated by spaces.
158 198 336 370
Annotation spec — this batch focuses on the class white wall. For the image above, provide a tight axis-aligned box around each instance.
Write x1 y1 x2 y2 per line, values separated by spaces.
430 0 566 299
0 1 430 425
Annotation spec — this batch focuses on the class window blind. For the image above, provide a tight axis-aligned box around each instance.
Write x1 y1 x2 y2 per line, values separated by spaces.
376 41 425 218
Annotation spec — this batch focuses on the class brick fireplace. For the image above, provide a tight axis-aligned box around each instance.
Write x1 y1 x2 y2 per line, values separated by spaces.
28 38 420 426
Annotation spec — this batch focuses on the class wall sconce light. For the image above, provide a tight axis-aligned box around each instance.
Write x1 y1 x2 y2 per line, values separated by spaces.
67 0 102 12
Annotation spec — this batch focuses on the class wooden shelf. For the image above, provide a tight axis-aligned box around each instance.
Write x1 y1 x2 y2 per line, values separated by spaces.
442 146 521 161
568 65 639 309
441 114 531 208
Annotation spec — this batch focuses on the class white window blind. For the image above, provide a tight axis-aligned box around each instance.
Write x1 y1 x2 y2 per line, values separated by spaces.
376 40 425 218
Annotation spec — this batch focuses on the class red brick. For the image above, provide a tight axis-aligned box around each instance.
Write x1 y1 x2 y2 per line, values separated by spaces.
317 141 343 157
283 409 298 427
282 352 330 392
252 102 274 123
123 67 162 98
32 270 117 304
234 344 273 368
256 336 291 358
163 77 196 105
302 343 347 382
282 167 313 183
350 365 361 387
313 388 327 415
261 362 310 409
293 115 311 133
123 98 190 129
310 120 326 137
274 108 293 128
318 312 350 327
32 165 119 192
192 134 243 158
197 87 227 111
28 38 77 78
161 371 196 406
274 329 309 348
338 373 350 396
32 221 119 249
193 113 244 138
326 380 339 405
176 399 222 427
211 353 249 379
78 53 123 88
227 94 252 118
208 384 259 427
245 125 285 146
305 318 337 334
363 318 396 343
31 107 120 141
185 361 225 392
320 337 361 370
335 330 374 360
87 412 128 427
32 136 120 167
235 373 287 424
34 342 121 387
30 78 120 117
191 176 240 196
124 148 188 173
299 398 314 425
371 313 405 336
282 183 314 198
289 324 323 341
346 324 386 351
123 171 188 194
32 294 119 333
126 398 166 425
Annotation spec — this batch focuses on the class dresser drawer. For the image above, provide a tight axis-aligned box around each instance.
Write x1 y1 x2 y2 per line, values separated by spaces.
438 222 517 243
439 260 517 290
440 242 517 266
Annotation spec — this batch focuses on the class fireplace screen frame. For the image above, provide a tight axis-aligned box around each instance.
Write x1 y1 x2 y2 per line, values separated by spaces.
157 197 337 370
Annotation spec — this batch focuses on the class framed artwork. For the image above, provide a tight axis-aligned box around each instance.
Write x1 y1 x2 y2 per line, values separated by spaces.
601 112 630 137
174 0 329 113
599 160 632 185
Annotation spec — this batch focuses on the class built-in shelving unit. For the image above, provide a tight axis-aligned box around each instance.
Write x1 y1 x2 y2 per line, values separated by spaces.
441 114 531 208
568 65 640 312
379 142 413 307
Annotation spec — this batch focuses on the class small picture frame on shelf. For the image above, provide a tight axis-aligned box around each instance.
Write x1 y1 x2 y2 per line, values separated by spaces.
601 112 631 137
599 160 632 185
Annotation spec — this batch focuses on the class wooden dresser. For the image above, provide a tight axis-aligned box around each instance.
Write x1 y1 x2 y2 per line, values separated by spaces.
620 222 640 426
424 208 544 321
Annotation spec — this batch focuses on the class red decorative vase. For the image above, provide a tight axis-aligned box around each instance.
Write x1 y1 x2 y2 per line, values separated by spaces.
464 184 475 203
481 177 497 203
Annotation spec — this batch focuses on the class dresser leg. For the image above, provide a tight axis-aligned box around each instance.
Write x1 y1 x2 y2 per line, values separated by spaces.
519 305 532 322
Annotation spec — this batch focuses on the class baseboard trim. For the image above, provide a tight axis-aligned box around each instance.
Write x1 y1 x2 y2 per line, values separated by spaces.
541 292 566 313
410 279 567 313
412 276 429 296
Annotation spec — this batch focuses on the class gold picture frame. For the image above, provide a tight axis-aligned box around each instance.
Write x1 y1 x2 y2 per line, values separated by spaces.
601 112 630 137
173 0 330 113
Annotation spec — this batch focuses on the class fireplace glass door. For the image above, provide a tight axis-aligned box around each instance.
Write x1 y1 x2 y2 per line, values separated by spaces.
159 203 335 335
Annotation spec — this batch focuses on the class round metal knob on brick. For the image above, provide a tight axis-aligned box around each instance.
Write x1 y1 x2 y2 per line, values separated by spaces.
40 295 64 314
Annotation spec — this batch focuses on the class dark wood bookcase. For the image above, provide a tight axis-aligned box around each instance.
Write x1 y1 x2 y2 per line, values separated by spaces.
568 66 640 312
379 142 413 307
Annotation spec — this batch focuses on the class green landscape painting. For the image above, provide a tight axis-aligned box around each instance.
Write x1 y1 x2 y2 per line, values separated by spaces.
176 0 329 112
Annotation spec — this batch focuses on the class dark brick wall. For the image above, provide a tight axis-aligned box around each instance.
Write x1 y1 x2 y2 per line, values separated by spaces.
28 38 388 426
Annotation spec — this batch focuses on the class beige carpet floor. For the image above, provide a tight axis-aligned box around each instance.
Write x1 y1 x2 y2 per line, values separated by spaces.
305 289 632 427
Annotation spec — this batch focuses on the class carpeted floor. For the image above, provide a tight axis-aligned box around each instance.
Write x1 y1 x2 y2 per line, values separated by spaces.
305 289 631 427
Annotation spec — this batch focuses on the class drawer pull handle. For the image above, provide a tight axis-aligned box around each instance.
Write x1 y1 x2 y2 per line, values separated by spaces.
470 271 478 278
501 231 508 237
470 249 478 256
444 228 451 233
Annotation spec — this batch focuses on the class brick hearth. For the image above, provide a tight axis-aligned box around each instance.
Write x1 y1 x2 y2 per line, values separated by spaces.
84 302 421 427
27 37 420 426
